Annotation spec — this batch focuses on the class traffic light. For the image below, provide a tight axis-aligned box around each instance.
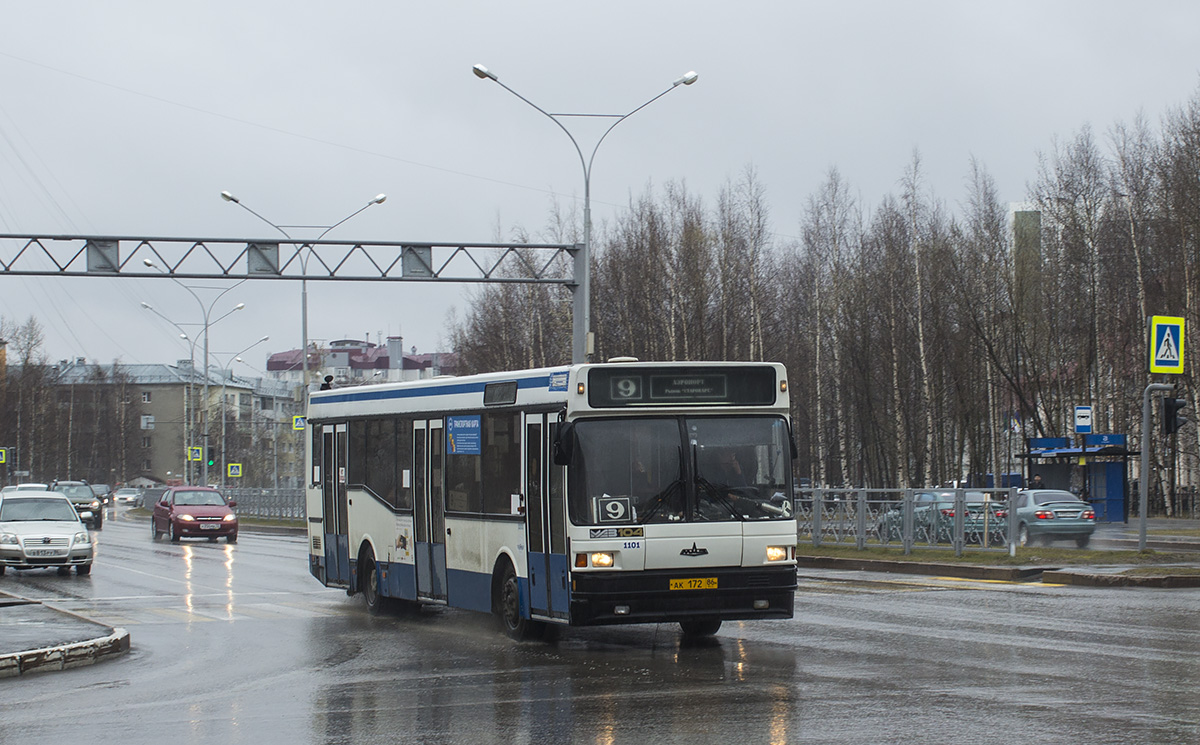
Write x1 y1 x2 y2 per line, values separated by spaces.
1163 396 1190 435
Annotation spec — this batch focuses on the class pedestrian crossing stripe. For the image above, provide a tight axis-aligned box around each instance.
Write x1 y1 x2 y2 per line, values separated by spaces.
1150 316 1185 374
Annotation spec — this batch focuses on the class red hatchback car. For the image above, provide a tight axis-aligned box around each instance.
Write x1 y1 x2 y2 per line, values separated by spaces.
151 486 238 543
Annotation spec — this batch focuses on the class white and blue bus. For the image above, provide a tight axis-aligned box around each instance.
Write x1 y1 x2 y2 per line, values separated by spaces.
305 360 797 638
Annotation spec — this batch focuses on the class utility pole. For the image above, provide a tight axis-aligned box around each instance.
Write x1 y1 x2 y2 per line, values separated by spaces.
1140 383 1177 550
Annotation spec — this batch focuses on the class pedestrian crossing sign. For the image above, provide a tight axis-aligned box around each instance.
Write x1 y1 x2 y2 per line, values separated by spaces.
1149 316 1185 374
188 446 203 462
227 463 242 478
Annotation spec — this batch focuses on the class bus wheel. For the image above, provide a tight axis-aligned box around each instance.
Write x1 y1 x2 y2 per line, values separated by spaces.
361 552 384 615
680 619 722 637
498 563 543 640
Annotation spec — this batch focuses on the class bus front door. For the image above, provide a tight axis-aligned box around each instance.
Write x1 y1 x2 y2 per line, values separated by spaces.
525 414 568 620
414 419 448 601
322 424 351 586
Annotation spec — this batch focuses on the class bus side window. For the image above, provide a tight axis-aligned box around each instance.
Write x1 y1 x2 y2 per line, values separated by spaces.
548 423 567 554
310 425 322 485
396 419 413 509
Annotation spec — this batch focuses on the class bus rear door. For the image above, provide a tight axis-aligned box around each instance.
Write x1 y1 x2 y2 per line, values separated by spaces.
414 419 448 601
322 423 351 586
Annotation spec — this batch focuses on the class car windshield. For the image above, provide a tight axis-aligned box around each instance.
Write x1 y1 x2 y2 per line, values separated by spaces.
57 485 94 500
567 415 793 525
173 490 227 507
0 498 80 522
1033 491 1083 505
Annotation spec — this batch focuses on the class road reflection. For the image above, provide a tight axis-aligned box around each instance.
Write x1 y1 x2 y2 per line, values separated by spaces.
179 542 236 621
309 618 799 744
183 544 194 616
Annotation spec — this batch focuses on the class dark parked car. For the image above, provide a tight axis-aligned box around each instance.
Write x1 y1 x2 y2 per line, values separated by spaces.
138 486 167 509
879 490 1007 545
50 480 103 529
151 486 238 543
1013 489 1096 547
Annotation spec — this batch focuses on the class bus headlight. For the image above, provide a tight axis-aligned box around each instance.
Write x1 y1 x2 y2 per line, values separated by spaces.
590 552 614 568
765 545 790 562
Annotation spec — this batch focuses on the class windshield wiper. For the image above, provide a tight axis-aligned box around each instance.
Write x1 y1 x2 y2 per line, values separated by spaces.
638 445 684 523
696 477 744 520
638 479 684 523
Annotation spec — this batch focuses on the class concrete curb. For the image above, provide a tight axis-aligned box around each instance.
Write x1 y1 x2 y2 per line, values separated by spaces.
0 591 132 678
797 555 1200 587
1041 570 1200 588
797 555 1046 581
0 626 130 678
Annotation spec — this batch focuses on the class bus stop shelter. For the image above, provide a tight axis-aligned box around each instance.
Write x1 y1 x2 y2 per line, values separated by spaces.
1017 435 1133 522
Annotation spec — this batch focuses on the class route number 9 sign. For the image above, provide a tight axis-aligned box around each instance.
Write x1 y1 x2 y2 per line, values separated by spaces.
594 495 633 524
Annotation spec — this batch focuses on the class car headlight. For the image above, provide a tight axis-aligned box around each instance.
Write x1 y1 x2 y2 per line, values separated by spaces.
74 532 91 545
223 514 237 522
590 552 614 568
91 500 101 509
0 533 17 545
765 545 791 562
178 514 196 521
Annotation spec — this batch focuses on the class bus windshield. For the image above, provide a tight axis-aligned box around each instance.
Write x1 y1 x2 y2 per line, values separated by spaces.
568 415 793 525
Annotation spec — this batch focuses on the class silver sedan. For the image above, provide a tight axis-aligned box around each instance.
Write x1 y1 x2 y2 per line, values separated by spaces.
0 491 95 575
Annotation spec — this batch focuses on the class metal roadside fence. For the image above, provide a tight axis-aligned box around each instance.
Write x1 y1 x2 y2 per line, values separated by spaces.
221 488 306 520
796 487 1017 557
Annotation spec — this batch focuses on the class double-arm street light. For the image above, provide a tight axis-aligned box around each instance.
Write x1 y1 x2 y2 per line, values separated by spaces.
210 336 270 488
220 191 386 402
142 258 245 485
139 303 199 482
472 64 697 363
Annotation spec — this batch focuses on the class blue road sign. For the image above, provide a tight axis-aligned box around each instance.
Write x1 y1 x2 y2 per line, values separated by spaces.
1149 316 1185 374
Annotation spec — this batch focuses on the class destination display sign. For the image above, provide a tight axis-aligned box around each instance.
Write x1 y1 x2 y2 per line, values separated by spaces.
587 365 776 408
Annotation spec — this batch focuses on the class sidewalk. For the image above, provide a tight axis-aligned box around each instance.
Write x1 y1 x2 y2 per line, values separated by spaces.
0 591 129 677
798 517 1200 588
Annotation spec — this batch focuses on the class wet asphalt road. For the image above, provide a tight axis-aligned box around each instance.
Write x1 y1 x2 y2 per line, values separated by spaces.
2 505 1199 744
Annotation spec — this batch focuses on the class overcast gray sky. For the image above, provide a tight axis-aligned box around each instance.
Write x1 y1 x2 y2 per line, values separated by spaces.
1 1 1197 373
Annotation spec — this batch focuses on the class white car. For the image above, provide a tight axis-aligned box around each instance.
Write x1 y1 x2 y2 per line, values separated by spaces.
0 491 94 575
1 483 50 494
113 487 142 504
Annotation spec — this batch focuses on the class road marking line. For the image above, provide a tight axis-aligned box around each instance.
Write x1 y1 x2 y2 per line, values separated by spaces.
933 575 1066 587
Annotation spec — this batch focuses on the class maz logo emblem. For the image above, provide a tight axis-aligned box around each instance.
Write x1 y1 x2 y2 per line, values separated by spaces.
680 542 709 557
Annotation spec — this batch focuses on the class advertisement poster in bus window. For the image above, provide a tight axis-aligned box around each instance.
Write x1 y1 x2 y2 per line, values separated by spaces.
446 415 482 455
394 522 412 562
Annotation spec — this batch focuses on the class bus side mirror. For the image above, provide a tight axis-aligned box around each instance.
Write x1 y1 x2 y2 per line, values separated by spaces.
552 423 576 466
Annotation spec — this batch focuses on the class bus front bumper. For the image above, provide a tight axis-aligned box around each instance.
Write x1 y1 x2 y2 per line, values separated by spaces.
569 566 796 626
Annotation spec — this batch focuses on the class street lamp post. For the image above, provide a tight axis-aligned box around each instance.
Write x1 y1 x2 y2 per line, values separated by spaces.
211 336 270 488
472 64 697 363
140 302 198 481
143 258 245 485
220 192 386 403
